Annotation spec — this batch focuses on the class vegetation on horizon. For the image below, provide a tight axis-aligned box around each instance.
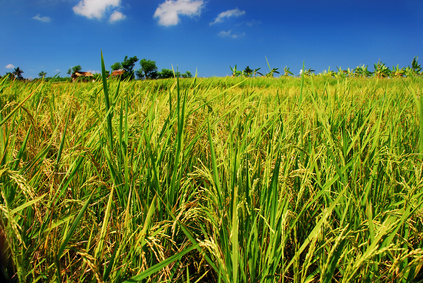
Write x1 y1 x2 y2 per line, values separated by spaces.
0 56 423 282
2 56 422 82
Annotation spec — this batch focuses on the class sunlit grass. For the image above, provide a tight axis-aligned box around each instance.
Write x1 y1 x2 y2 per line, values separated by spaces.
0 71 422 282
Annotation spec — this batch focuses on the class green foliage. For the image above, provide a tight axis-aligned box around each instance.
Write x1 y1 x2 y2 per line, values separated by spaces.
230 65 242 77
67 65 81 75
181 71 192 78
4 72 15 80
110 62 122 71
121 55 139 80
38 71 47 78
243 66 253 77
411 56 422 74
159 68 174 79
135 68 144 80
12 67 24 80
392 64 405 77
264 56 280 77
283 66 293 76
1 57 423 282
139 58 158 80
374 60 391 78
354 64 372 77
253 67 262 77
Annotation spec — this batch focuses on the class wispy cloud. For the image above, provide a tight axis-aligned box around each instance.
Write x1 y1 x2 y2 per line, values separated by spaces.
109 11 126 23
87 70 101 74
239 20 261 27
210 8 245 25
73 0 126 21
218 30 245 39
5 64 15 69
154 0 204 26
33 14 51 23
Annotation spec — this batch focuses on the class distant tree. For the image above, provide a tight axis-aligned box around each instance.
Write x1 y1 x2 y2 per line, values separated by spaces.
13 67 24 80
39 71 47 78
159 68 174 79
230 65 242 77
181 71 192 78
121 56 139 80
110 62 122 71
244 66 253 77
140 59 158 80
265 67 280 77
303 68 315 76
67 65 82 75
353 65 372 77
5 72 15 80
391 65 405 77
253 68 262 77
411 56 422 75
373 60 390 78
335 67 347 78
265 57 279 77
135 69 144 80
283 66 293 76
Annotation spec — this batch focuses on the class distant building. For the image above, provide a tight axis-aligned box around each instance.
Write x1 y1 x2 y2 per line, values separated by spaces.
71 71 94 82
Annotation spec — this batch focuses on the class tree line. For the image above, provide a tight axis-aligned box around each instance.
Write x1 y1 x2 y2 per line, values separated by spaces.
108 56 192 80
2 56 422 81
65 56 192 81
1 56 192 82
230 57 423 78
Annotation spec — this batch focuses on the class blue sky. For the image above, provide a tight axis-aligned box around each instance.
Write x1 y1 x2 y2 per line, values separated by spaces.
1 0 422 79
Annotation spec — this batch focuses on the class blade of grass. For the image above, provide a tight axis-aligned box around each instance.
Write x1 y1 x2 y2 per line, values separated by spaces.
122 244 199 283
57 191 94 258
101 50 113 150
0 82 43 128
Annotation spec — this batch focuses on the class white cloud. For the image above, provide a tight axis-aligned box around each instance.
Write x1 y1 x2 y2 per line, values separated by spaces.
239 20 261 27
109 11 126 23
73 0 121 20
154 0 204 26
5 64 15 69
33 14 51 23
218 30 245 39
210 8 245 25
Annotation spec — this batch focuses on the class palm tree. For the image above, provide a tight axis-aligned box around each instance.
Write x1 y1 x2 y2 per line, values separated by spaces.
39 71 47 78
335 67 347 78
411 56 422 75
265 57 279 77
13 67 24 80
319 67 335 78
253 68 263 77
266 67 280 77
391 65 405 77
353 65 372 78
373 60 391 78
303 68 315 76
230 65 242 77
283 66 293 76
243 66 253 77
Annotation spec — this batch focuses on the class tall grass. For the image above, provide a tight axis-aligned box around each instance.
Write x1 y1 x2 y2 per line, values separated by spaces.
0 64 422 282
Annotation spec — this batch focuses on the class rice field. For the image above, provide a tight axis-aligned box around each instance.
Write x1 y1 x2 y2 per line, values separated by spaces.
0 65 423 282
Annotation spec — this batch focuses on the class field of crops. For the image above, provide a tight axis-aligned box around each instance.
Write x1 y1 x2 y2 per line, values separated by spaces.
1 70 423 282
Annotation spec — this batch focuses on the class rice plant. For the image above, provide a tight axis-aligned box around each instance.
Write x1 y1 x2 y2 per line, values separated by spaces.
0 57 422 282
